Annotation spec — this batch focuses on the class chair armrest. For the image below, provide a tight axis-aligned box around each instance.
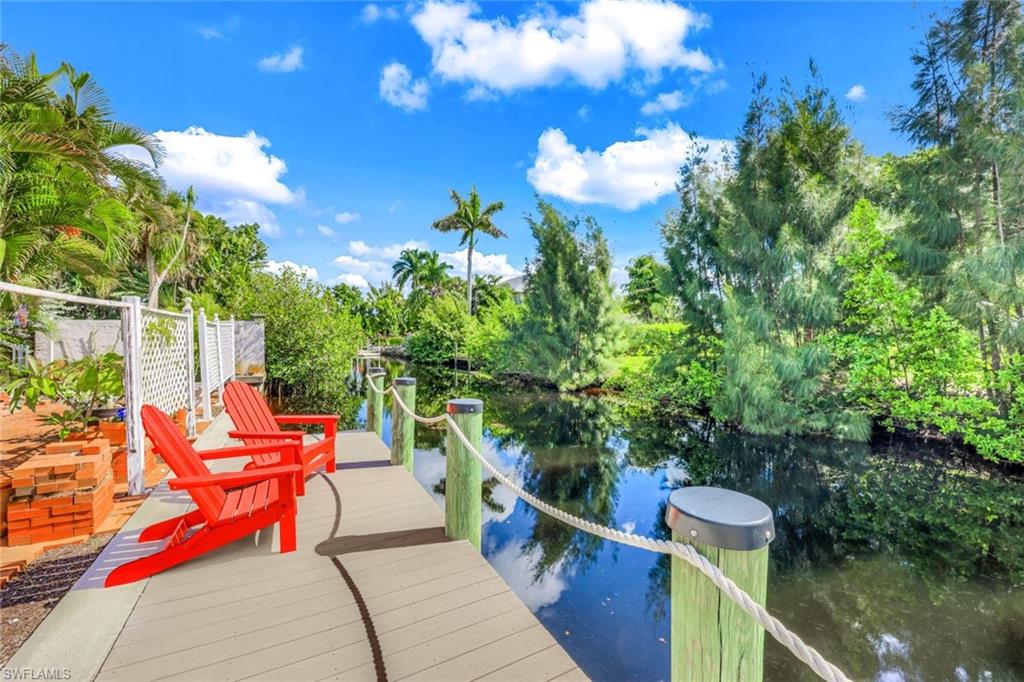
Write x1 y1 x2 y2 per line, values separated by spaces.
273 415 339 438
197 442 300 461
229 430 304 441
273 415 339 426
169 464 301 490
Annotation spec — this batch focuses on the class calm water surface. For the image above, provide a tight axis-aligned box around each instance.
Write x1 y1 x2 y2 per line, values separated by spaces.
332 361 1023 681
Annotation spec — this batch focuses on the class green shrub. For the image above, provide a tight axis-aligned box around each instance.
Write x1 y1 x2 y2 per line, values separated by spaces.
619 322 686 357
464 298 521 371
407 294 470 365
233 270 363 399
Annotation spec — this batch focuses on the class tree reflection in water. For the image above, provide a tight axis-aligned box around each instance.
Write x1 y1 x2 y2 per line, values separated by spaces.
339 361 1024 681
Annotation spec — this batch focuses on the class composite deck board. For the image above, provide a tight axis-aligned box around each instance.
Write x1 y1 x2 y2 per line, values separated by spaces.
89 427 585 681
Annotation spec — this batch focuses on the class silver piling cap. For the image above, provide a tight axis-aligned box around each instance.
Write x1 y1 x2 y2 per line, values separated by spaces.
447 398 483 414
367 367 386 376
665 486 774 551
393 377 416 386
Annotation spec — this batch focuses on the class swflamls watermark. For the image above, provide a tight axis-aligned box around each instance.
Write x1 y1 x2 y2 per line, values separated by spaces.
1 669 73 680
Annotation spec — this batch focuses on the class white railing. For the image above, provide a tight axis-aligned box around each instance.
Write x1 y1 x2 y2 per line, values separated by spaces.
197 309 236 419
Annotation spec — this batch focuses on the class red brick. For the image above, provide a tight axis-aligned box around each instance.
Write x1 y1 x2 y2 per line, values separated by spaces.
8 531 31 546
83 439 110 454
7 508 46 522
44 441 84 455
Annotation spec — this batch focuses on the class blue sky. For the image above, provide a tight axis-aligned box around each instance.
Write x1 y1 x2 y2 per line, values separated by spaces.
4 1 946 288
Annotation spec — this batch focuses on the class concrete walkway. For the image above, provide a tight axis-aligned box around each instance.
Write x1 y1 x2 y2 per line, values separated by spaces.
4 417 586 682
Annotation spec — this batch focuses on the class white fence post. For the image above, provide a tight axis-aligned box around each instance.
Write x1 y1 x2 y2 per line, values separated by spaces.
226 316 236 382
120 295 146 495
198 307 212 421
214 313 224 404
183 298 197 438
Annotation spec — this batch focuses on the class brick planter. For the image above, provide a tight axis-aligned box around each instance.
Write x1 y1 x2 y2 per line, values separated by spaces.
5 438 116 546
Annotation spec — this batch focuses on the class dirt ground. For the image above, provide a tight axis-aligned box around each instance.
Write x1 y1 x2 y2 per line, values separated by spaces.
0 531 115 665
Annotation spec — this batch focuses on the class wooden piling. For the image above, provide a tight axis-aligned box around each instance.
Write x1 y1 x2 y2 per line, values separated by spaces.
444 398 483 550
366 368 384 437
665 487 774 682
391 377 416 472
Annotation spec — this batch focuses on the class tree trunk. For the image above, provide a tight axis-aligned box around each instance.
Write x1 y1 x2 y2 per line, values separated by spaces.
145 247 160 306
147 206 193 306
466 231 475 315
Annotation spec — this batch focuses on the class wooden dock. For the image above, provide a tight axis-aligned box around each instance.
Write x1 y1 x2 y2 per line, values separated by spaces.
5 418 585 682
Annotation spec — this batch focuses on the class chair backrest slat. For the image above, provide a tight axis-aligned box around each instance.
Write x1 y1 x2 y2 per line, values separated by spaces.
223 381 279 446
142 405 226 521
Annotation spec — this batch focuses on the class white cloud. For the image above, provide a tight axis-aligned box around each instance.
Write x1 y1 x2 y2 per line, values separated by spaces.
347 239 427 260
362 3 399 22
527 123 732 210
410 0 714 97
258 45 304 73
143 126 299 205
218 199 281 238
441 249 521 279
379 62 429 112
264 259 318 280
112 126 301 236
334 272 370 288
845 83 867 102
317 224 334 237
387 201 400 214
640 89 690 115
197 16 238 40
335 211 361 224
577 104 591 121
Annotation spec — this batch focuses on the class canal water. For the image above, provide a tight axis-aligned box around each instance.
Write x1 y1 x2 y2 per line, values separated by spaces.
326 361 1023 681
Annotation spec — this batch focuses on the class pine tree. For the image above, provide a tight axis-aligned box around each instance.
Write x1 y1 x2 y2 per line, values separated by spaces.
513 200 619 390
892 0 1024 405
664 67 866 437
623 255 668 321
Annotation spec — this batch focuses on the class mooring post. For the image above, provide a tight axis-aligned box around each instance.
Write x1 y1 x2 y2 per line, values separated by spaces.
445 398 483 550
391 377 416 472
665 486 774 682
366 368 385 436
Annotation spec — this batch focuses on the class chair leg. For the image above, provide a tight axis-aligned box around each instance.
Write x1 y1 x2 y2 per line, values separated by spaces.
279 507 297 553
138 509 204 542
296 471 306 496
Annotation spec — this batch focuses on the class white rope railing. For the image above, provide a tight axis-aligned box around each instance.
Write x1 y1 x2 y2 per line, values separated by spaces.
374 372 851 682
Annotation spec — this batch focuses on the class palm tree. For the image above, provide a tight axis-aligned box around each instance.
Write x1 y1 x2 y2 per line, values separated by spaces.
392 248 451 295
392 249 422 291
417 250 452 295
431 186 506 314
0 47 161 296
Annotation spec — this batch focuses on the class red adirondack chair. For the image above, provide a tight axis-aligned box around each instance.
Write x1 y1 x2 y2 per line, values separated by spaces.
105 405 301 587
222 380 339 496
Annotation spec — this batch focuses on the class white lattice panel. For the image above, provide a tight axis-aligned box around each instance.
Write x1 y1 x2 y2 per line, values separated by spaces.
219 322 235 382
204 322 222 391
140 309 192 415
